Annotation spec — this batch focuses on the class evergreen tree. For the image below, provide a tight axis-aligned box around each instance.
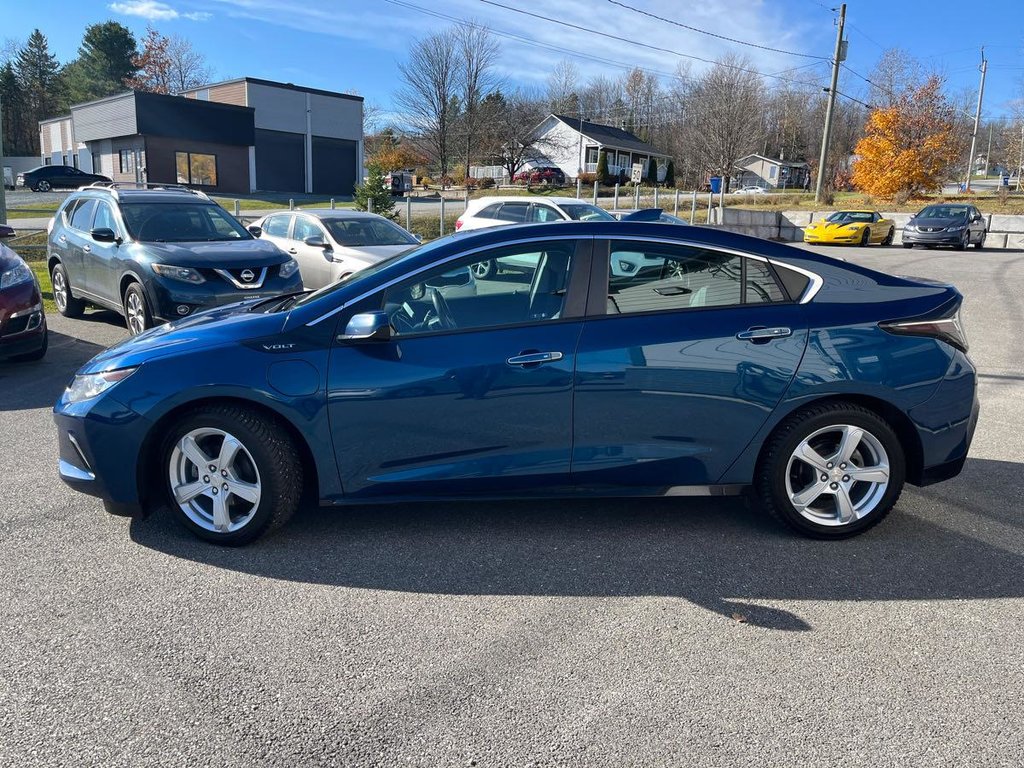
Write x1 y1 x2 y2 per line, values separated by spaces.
645 157 659 185
353 164 396 217
0 62 29 156
596 149 610 185
15 30 65 154
65 21 138 103
665 160 675 187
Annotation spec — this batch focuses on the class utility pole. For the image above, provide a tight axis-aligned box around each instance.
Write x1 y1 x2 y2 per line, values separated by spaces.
985 122 993 177
814 3 846 204
0 95 7 226
964 48 987 192
1018 123 1023 192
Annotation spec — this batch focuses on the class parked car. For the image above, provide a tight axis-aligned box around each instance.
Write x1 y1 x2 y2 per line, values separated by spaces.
732 186 766 195
903 204 987 250
18 165 111 192
47 186 302 335
610 208 688 225
0 242 47 361
456 196 615 233
54 221 978 545
513 167 566 185
3 166 14 190
803 210 895 246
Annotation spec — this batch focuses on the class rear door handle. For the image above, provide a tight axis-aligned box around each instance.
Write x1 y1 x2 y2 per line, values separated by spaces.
288 248 298 255
58 235 67 243
736 326 791 341
82 245 91 253
506 351 563 366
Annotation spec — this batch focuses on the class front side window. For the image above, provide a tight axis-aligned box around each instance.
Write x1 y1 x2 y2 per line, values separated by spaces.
92 202 119 234
606 242 784 315
528 204 561 222
292 217 323 242
120 202 250 242
382 240 575 336
175 152 218 186
262 215 291 237
69 199 97 231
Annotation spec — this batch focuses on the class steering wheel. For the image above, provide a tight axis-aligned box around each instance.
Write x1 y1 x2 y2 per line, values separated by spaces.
431 287 457 330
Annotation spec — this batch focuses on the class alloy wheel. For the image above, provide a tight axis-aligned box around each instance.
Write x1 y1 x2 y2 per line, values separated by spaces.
52 269 67 312
169 428 262 533
784 424 890 526
37 180 51 192
125 290 147 335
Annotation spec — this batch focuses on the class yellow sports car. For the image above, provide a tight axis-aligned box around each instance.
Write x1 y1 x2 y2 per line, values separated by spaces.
803 210 895 246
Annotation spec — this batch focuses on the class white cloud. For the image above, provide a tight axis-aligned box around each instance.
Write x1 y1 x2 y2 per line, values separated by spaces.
109 1 211 21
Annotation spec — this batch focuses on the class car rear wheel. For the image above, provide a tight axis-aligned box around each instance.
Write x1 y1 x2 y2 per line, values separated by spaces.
162 405 302 545
123 282 152 335
34 180 51 192
51 263 86 318
756 402 905 539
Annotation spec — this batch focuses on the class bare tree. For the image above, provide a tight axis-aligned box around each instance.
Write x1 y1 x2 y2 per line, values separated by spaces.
869 48 922 107
456 24 500 180
166 34 212 91
546 59 580 114
396 29 460 178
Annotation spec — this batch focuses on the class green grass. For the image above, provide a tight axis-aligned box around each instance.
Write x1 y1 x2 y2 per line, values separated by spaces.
28 261 57 314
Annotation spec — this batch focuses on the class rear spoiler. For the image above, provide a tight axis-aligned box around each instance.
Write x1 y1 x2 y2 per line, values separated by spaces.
620 208 663 222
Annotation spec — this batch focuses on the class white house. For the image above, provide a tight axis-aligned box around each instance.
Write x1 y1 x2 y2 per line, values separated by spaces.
472 114 672 183
733 154 810 191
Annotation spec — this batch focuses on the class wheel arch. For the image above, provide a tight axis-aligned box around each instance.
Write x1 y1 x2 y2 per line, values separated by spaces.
137 395 322 510
754 393 924 485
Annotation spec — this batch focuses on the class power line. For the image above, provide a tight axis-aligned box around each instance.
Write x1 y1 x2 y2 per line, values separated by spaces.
604 0 828 60
845 22 886 52
472 0 831 88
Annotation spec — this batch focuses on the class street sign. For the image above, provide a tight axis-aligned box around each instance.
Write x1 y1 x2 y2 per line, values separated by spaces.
631 163 643 184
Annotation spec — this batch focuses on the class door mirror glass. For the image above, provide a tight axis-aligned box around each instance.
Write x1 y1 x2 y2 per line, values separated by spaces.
304 234 328 248
247 225 263 237
90 227 117 243
341 311 393 341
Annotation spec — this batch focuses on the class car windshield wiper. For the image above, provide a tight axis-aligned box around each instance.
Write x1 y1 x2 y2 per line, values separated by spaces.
247 290 310 312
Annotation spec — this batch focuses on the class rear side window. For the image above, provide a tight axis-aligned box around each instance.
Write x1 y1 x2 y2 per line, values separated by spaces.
69 199 97 231
478 203 501 218
773 264 810 301
495 203 529 222
528 204 560 222
745 259 785 303
263 215 291 237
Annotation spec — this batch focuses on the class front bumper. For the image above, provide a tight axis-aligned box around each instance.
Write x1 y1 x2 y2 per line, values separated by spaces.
147 272 303 322
0 282 47 358
903 230 965 246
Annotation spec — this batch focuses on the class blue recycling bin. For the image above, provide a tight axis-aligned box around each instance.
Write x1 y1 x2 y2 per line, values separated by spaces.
709 176 722 194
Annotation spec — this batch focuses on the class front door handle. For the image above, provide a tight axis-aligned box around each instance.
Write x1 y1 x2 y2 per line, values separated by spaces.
506 351 563 366
737 326 791 341
288 248 298 255
82 245 91 253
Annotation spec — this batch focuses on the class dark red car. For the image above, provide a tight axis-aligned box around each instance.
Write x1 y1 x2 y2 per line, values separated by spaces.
0 238 48 361
513 166 566 185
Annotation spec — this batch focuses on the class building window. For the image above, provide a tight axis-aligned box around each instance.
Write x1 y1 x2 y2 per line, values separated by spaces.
119 149 135 174
175 151 218 186
585 146 598 165
92 153 101 174
195 88 210 101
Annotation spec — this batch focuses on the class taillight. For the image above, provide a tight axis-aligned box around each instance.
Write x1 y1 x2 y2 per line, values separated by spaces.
455 219 463 230
880 305 968 353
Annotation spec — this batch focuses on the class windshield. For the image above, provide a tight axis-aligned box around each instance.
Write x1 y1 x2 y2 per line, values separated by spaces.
120 202 251 242
290 242 423 309
825 211 873 224
918 205 969 219
559 203 616 222
323 217 418 247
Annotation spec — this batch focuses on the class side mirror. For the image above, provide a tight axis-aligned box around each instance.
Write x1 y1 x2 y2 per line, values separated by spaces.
972 214 982 223
247 225 263 237
341 311 393 341
0 224 15 239
304 234 329 249
413 234 423 243
90 227 119 243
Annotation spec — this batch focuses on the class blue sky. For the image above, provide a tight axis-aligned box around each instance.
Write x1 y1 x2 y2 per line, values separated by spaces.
5 0 1023 123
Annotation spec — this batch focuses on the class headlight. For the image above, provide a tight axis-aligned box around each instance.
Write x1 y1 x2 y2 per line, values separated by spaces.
150 263 205 283
946 224 966 232
904 224 916 232
65 368 137 404
279 258 300 279
0 262 33 290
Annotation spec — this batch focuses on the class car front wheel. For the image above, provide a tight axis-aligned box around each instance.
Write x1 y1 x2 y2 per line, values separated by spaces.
756 402 905 538
162 405 303 545
123 282 153 335
471 260 496 279
34 180 51 192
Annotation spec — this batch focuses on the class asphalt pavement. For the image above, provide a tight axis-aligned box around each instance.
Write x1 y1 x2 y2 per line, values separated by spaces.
1 244 1022 766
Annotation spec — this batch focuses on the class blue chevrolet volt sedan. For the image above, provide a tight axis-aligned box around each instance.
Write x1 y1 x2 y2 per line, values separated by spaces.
53 221 979 545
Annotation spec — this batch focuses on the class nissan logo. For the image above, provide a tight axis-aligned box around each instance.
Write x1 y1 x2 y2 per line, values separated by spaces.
240 269 255 283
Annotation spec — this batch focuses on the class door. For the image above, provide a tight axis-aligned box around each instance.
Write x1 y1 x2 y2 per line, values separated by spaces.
572 239 809 489
289 215 333 289
326 238 589 498
83 201 124 300
62 198 98 292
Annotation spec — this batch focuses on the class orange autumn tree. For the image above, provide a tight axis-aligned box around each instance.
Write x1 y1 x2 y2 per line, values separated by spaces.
852 76 959 198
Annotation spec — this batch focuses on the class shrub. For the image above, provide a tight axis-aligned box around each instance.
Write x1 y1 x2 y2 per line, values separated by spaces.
893 188 910 206
439 175 454 188
420 175 433 187
596 150 610 185
479 176 496 189
408 213 461 241
353 164 395 217
997 184 1010 205
578 172 598 185
464 176 478 190
664 160 675 187
646 160 659 185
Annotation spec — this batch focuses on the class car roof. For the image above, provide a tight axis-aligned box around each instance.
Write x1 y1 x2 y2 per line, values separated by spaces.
287 209 389 220
67 188 216 204
469 196 597 207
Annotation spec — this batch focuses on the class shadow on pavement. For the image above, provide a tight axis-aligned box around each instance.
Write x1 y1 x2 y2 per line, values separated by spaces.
0 330 108 411
129 457 1024 632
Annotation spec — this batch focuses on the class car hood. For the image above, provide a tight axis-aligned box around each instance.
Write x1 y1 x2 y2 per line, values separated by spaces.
811 220 866 229
0 242 26 273
140 238 288 267
338 244 415 265
80 299 287 373
908 216 966 228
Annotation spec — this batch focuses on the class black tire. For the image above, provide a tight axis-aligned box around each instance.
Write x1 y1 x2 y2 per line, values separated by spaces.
50 262 86 318
859 228 870 247
160 404 303 545
471 259 496 280
974 232 986 250
902 242 913 249
34 180 51 192
8 329 48 362
123 282 153 336
954 231 968 251
882 228 894 246
755 401 906 539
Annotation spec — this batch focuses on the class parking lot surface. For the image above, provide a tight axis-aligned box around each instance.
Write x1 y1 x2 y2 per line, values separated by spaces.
2 244 1022 766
